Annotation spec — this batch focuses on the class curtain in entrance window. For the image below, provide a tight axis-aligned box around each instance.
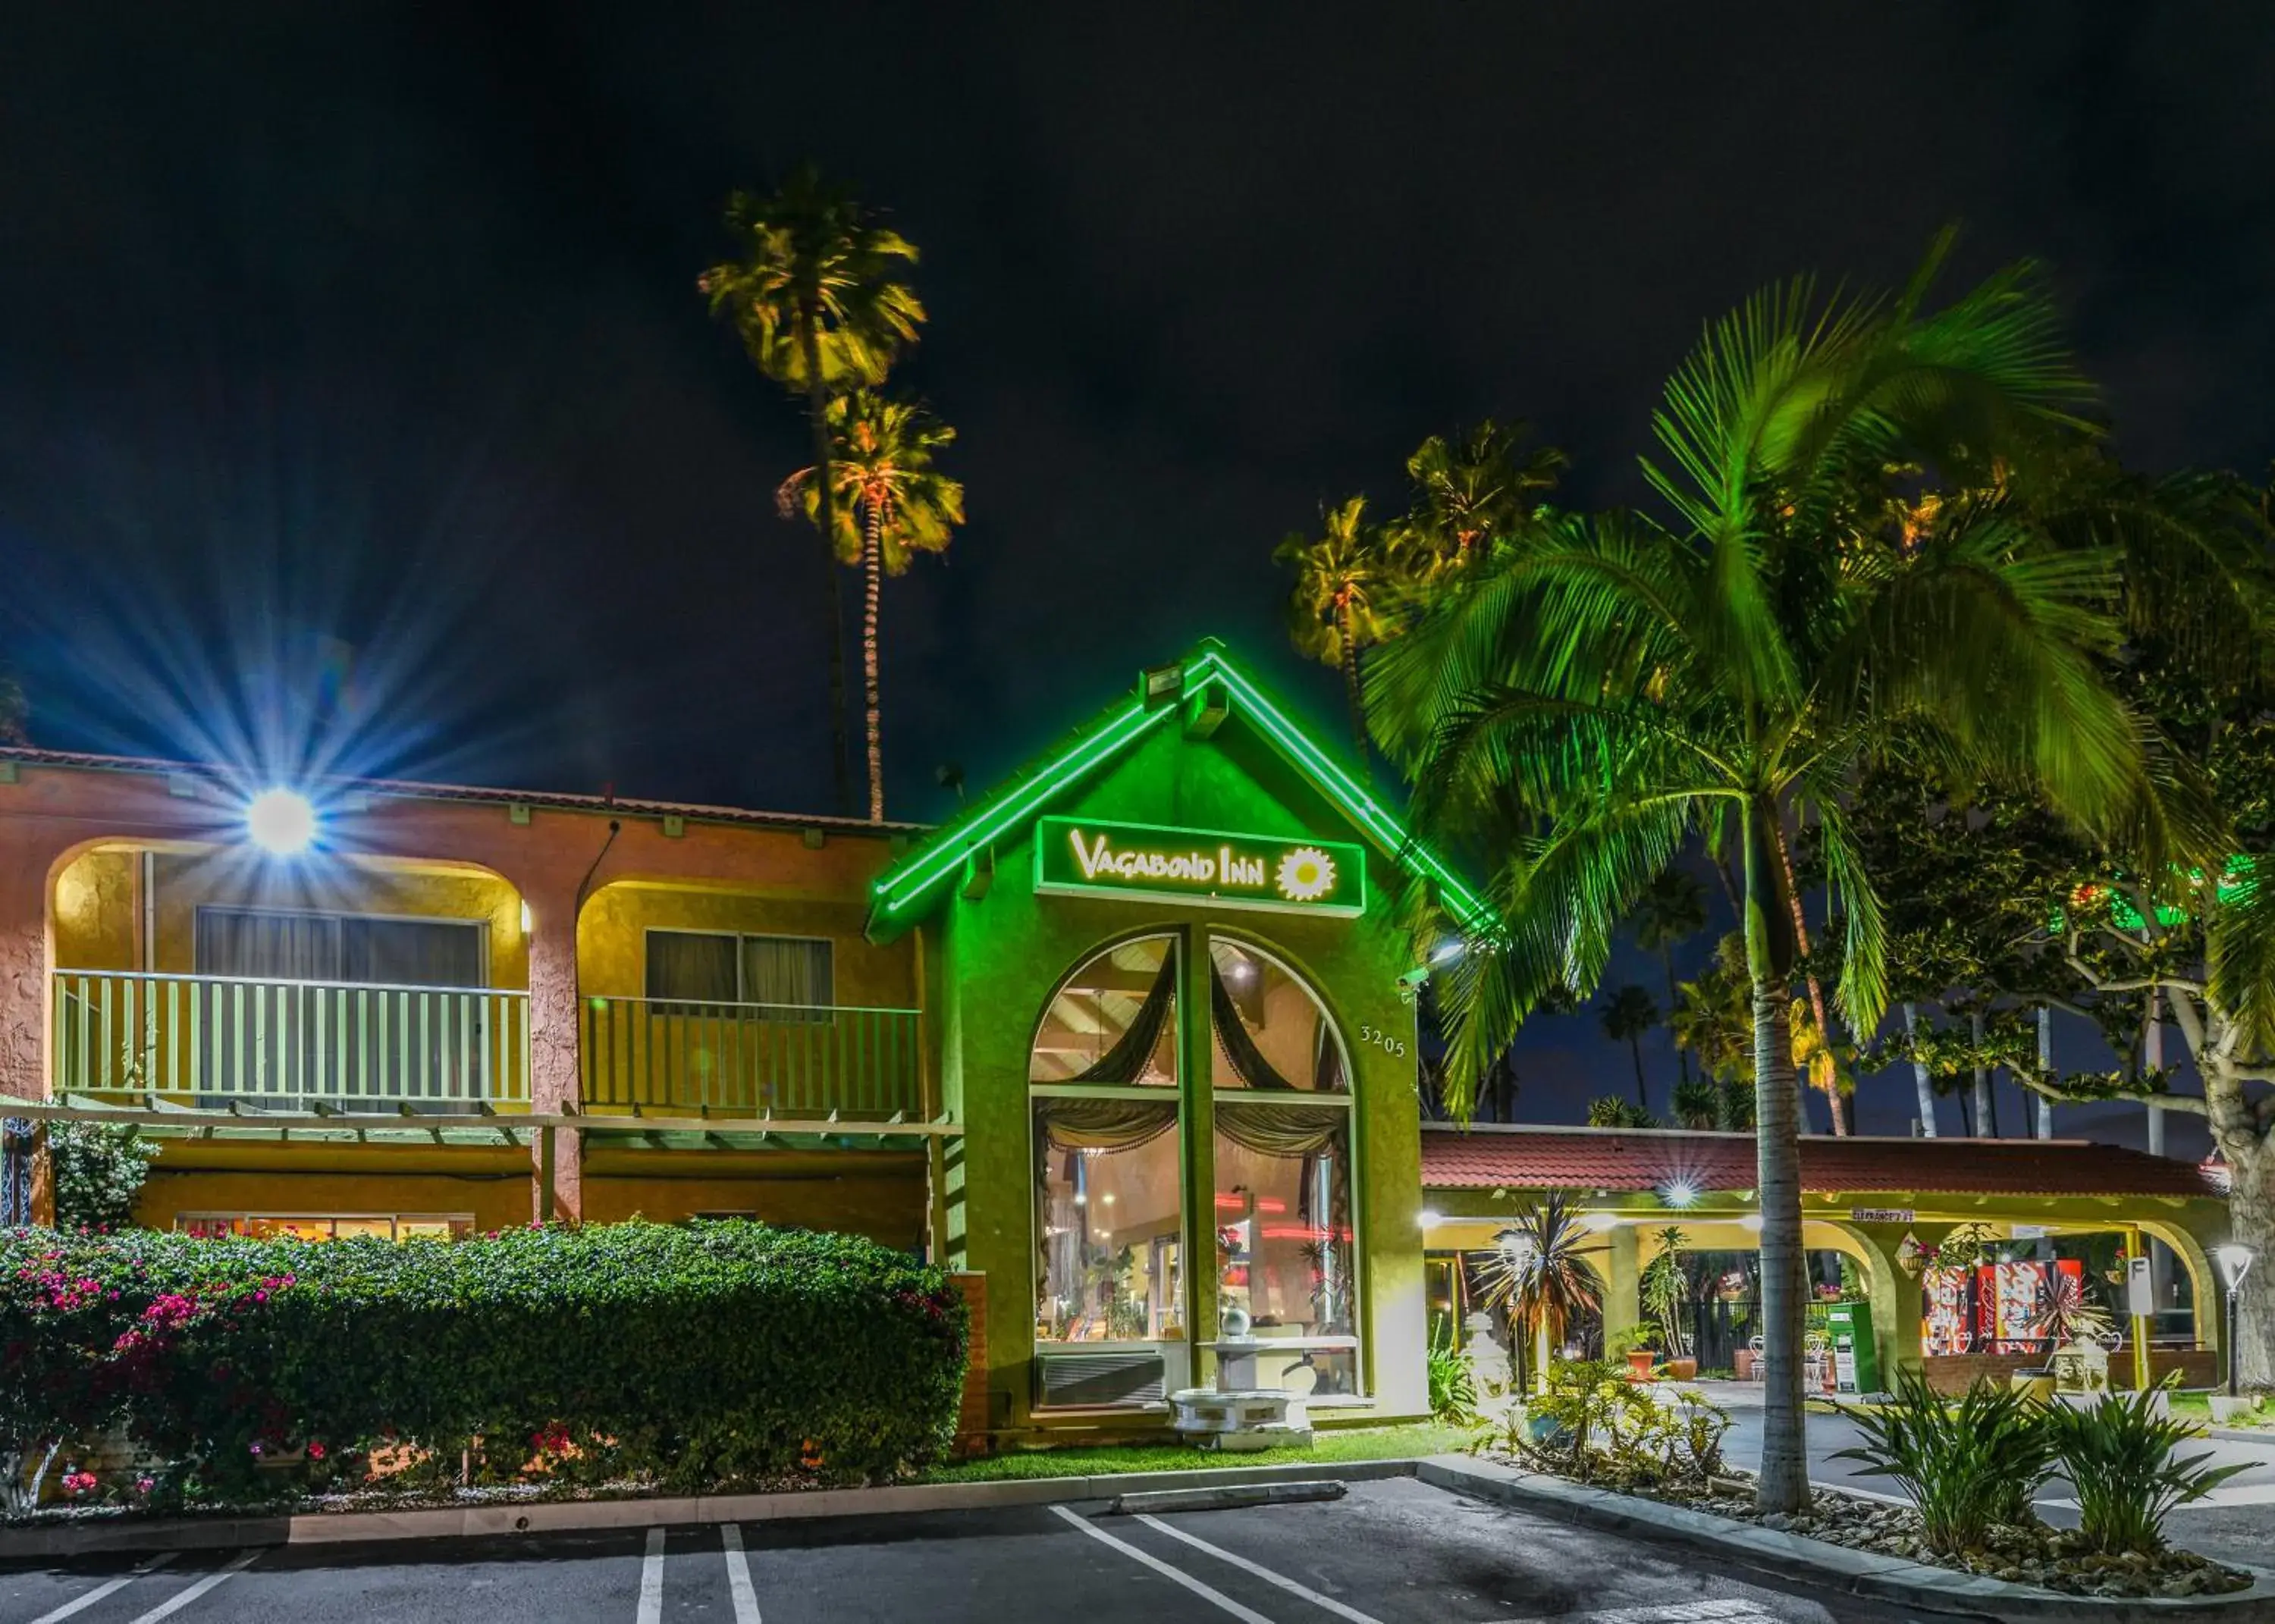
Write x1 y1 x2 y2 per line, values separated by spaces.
742 936 833 1018
1072 955 1178 1084
647 932 740 1009
1210 961 1300 1090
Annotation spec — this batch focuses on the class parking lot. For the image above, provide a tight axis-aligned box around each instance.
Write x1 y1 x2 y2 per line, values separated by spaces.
2 1478 1967 1624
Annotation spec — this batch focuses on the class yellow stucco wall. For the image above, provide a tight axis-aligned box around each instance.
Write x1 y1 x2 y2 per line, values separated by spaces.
578 881 915 1008
50 848 140 969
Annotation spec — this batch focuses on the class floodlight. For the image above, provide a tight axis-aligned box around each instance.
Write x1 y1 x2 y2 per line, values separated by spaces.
245 788 317 856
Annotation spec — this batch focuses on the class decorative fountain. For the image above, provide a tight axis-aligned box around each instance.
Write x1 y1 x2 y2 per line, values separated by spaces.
1168 1308 1313 1451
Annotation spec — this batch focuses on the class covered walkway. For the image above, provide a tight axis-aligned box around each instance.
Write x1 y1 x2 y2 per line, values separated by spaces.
1420 1124 2234 1391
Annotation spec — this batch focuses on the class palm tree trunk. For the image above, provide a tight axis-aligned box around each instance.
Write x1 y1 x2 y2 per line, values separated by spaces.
2035 1006 2056 1139
1768 817 1844 1136
1664 946 1692 1089
1903 1003 1938 1139
1970 1008 1993 1142
1338 602 1370 782
2145 990 2167 1157
799 315 853 818
861 498 886 822
1630 1038 1649 1113
1743 795 1809 1514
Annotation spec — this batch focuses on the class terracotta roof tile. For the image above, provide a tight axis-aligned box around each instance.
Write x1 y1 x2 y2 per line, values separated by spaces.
1420 1125 2225 1199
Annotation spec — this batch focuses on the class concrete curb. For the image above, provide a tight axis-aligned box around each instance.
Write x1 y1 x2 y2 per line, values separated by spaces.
2207 1427 2275 1447
0 1458 1418 1560
1416 1455 2275 1622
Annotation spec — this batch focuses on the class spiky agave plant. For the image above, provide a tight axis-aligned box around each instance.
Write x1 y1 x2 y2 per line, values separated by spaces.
1475 1193 1605 1390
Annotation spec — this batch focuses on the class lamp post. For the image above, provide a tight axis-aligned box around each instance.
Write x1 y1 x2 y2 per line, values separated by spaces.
2215 1243 2256 1399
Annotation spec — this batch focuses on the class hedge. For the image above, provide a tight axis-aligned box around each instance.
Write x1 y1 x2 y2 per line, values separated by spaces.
1 1221 968 1508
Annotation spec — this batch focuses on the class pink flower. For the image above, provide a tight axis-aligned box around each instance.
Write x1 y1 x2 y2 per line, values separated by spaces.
306 1442 325 1461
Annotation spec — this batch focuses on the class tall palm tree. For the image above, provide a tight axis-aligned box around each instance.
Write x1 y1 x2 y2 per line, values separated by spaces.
1630 866 1709 1089
1276 496 1401 772
1599 984 1660 1111
1403 419 1568 572
780 392 965 823
1476 1193 1605 1392
700 168 924 815
1374 237 2184 1511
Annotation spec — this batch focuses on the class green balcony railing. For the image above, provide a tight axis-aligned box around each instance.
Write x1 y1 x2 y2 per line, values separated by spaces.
579 996 922 1118
52 970 531 1111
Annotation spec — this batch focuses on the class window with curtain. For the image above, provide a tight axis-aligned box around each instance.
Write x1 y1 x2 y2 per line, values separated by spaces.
1029 934 1178 1086
1209 942 1360 1396
192 908 490 1108
1208 940 1349 1093
645 931 835 1020
1031 933 1187 1356
196 908 485 988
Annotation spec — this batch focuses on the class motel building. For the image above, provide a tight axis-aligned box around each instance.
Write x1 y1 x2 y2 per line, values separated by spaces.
0 641 1497 1439
1420 1126 2237 1394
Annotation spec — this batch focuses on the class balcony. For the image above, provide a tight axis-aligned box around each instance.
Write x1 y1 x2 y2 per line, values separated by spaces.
52 969 531 1111
579 995 922 1120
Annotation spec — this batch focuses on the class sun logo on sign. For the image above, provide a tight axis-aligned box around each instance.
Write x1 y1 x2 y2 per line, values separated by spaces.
1275 846 1337 902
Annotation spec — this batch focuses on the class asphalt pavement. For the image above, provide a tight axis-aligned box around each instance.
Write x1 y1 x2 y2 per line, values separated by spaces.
2 1478 1967 1624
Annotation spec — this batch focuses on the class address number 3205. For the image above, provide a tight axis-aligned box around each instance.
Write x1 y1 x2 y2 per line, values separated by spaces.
1357 1024 1409 1058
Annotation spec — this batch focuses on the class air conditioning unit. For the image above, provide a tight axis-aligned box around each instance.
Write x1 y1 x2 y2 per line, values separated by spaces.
1037 1350 1166 1408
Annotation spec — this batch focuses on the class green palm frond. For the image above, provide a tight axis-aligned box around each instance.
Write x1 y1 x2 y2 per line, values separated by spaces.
779 391 965 569
700 167 925 393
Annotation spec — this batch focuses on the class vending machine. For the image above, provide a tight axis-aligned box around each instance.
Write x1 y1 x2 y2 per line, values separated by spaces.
1824 1300 1881 1395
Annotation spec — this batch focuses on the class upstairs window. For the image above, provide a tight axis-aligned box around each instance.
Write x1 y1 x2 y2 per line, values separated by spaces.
645 930 834 1019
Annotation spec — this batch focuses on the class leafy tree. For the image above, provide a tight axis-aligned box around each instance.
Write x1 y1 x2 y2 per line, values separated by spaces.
1630 866 1709 1088
1671 1075 1754 1131
1598 983 1660 1111
780 392 965 821
1276 496 1403 771
701 168 924 815
1374 237 2168 1509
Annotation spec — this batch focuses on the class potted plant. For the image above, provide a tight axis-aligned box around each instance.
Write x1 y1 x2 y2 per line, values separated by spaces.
1643 1227 1697 1380
1608 1324 1659 1383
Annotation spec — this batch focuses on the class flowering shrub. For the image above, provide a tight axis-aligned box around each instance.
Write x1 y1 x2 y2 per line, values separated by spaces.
2 1221 968 1509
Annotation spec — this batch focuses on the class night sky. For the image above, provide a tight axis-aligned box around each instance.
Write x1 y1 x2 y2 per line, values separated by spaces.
2 5 2267 1139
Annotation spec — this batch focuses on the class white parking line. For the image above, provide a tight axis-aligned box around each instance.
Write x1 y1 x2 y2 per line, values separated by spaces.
637 1528 666 1624
1577 1601 1775 1623
1048 1504 1274 1623
124 1550 259 1622
26 1553 177 1624
1133 1513 1383 1624
722 1524 761 1623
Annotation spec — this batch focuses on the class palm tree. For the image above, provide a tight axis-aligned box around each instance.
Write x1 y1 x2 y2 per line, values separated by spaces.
1599 984 1660 1111
1276 496 1401 771
1375 237 2179 1510
1402 419 1568 572
780 392 965 822
1476 1193 1605 1392
700 169 924 816
1630 867 1709 1089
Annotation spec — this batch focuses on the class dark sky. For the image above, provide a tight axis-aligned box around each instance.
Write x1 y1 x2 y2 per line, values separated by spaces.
2 4 2267 1138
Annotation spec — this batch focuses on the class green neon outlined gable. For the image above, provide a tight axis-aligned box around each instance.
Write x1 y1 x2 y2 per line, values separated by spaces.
864 640 1498 939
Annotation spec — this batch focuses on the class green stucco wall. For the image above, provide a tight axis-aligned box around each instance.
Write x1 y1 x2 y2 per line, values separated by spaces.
921 713 1429 1434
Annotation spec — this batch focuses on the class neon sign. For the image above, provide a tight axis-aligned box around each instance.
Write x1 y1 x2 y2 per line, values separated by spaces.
1034 817 1365 916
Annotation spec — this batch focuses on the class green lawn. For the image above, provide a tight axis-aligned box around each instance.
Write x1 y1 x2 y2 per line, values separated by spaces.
2172 1391 2273 1429
919 1422 1471 1484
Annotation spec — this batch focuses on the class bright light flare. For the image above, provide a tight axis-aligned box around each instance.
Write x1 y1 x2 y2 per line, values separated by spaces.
246 788 318 855
1661 1180 1699 1209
